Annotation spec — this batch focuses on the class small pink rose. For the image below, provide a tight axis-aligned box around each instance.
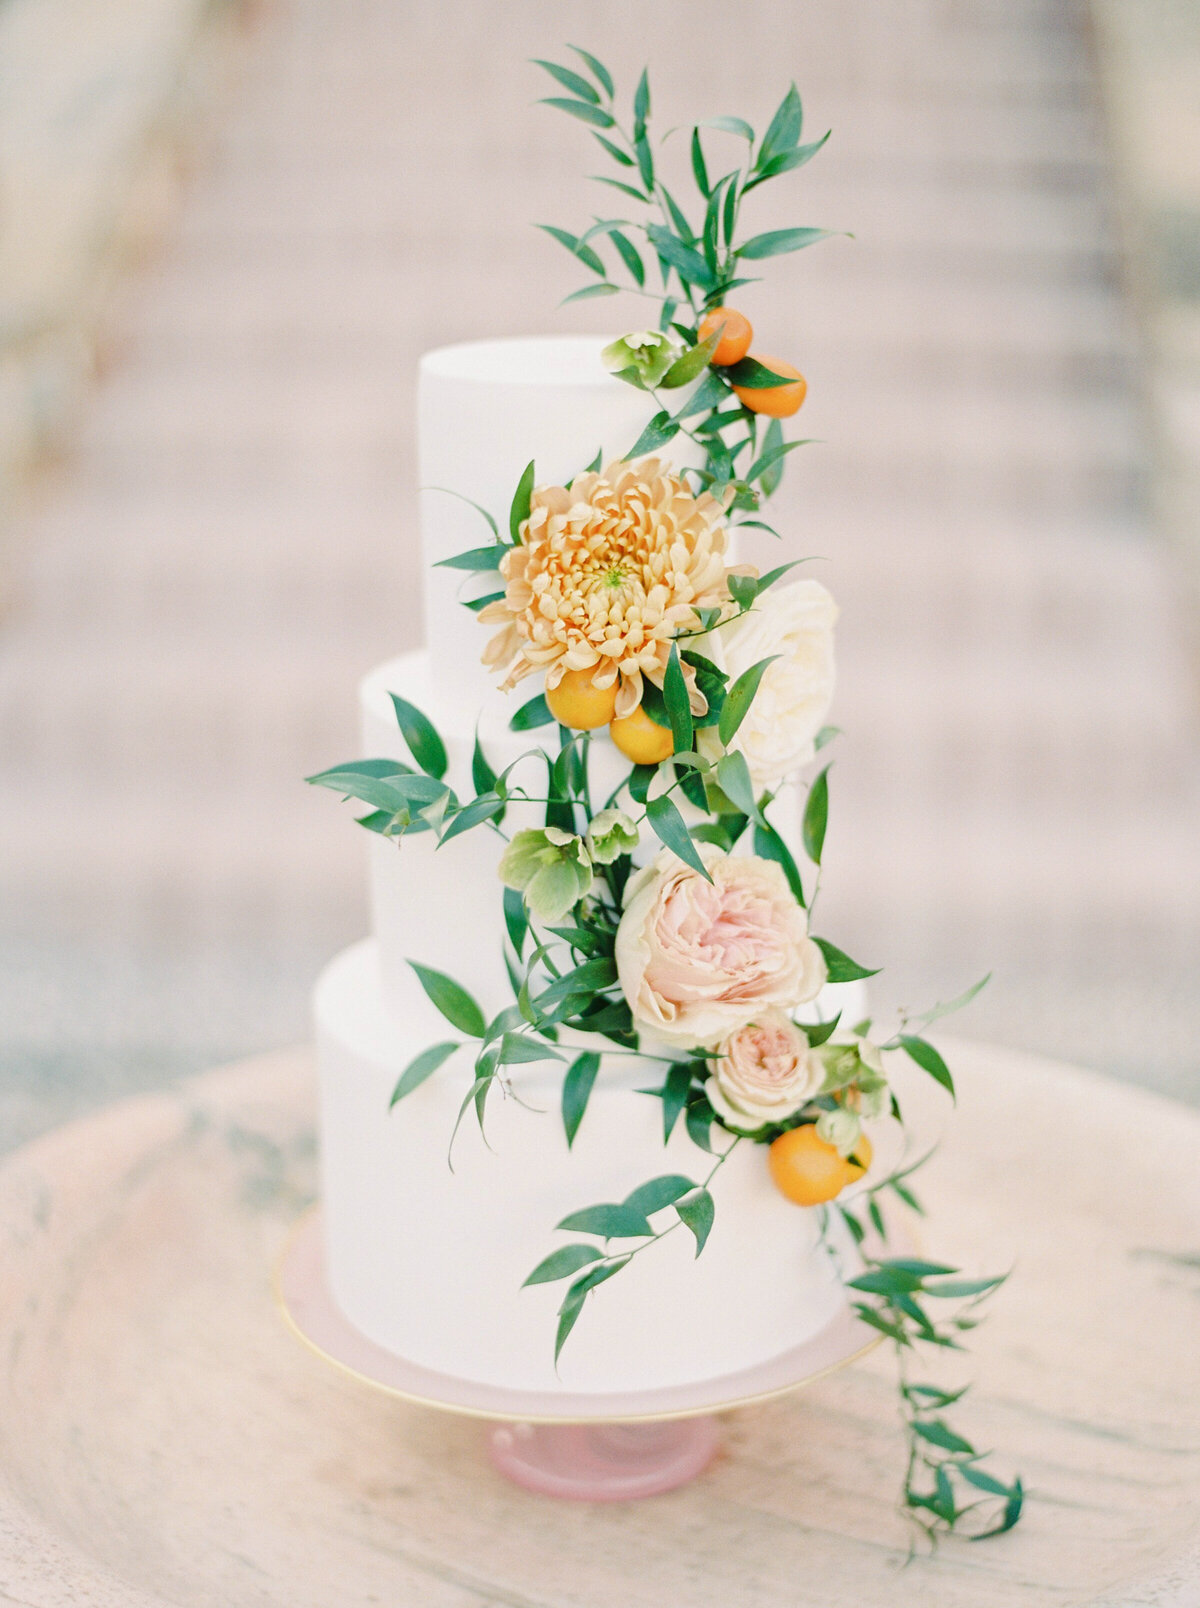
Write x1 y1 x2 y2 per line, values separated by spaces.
705 1010 820 1130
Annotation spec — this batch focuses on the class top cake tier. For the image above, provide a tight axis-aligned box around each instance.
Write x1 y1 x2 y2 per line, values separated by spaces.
418 336 660 722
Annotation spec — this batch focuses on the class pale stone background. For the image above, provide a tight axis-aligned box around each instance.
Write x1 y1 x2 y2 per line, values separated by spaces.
2 0 1198 1147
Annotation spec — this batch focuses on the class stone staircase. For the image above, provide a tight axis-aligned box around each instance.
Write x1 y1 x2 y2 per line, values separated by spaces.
1 0 1197 1147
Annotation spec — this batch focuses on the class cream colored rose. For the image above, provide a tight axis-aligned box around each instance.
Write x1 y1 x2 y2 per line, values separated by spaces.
615 844 826 1048
705 1010 820 1131
700 578 837 790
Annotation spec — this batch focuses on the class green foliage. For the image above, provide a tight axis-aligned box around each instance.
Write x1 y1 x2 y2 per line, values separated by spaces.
406 961 487 1037
646 792 710 879
802 765 830 864
813 937 880 983
719 656 780 746
509 459 535 543
389 1040 459 1108
562 1051 601 1146
389 693 448 780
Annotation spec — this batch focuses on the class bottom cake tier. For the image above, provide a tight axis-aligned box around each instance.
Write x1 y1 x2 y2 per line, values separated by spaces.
315 940 869 1396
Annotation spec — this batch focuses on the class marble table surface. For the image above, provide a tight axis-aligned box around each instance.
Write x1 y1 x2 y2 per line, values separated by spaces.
0 1040 1196 1607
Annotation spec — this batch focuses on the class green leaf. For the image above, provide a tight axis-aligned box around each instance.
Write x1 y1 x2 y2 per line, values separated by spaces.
536 955 617 1007
659 332 720 390
388 693 448 780
802 765 830 864
972 1477 1024 1538
407 960 486 1037
747 437 809 488
523 1242 604 1286
646 224 715 291
958 1463 1016 1499
744 131 830 189
433 543 504 572
509 459 535 543
814 939 880 983
883 1257 959 1277
560 282 621 306
727 572 759 610
662 644 693 754
555 1284 587 1361
462 589 504 613
738 227 832 260
756 82 803 170
690 127 710 196
591 173 652 202
592 132 633 168
607 228 645 287
627 409 680 459
556 1202 653 1238
438 791 504 845
498 1032 564 1065
632 67 650 135
562 1051 601 1147
913 1419 976 1456
389 1040 459 1107
753 820 805 905
721 356 796 388
472 731 496 796
899 1035 956 1101
532 59 599 103
674 368 729 420
848 1267 926 1296
755 418 786 495
910 973 992 1030
510 691 554 731
503 884 527 958
719 655 780 746
540 96 615 129
925 1275 1006 1299
660 1062 694 1141
568 44 614 98
803 1011 840 1047
702 115 755 142
676 1188 715 1255
634 132 654 192
685 1096 715 1153
537 224 606 277
624 1174 695 1216
715 751 759 820
646 792 711 881
815 724 840 751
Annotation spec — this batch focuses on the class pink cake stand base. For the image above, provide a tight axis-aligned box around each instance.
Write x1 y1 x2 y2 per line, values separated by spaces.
276 1209 888 1502
488 1417 720 1500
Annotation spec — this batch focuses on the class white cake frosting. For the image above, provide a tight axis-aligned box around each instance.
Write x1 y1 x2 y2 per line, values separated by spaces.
315 336 864 1394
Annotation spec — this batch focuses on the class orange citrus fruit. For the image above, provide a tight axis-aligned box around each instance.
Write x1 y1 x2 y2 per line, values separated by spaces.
768 1125 872 1205
699 306 753 367
609 703 673 765
545 668 619 730
733 353 807 417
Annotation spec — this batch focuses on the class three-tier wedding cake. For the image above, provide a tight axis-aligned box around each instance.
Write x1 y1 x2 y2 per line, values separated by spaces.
314 336 864 1394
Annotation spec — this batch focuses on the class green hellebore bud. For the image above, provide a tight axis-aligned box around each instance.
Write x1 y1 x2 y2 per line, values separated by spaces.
585 807 639 865
601 329 681 389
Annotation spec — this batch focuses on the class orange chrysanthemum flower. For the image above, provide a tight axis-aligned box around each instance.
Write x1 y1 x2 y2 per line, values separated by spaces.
480 457 739 719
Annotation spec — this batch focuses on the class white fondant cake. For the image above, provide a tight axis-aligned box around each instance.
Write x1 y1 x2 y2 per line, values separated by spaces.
315 336 865 1395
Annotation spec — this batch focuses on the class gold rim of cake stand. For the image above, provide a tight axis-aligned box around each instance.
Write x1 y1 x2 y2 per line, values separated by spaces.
272 1206 882 1426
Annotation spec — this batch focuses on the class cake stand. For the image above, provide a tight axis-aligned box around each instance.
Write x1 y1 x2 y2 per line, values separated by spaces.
276 1207 885 1500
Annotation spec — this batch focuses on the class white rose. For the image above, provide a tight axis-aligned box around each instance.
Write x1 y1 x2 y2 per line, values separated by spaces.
705 1010 821 1131
700 578 837 790
614 844 826 1048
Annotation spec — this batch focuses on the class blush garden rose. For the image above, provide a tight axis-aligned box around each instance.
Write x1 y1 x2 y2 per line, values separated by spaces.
614 844 826 1048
